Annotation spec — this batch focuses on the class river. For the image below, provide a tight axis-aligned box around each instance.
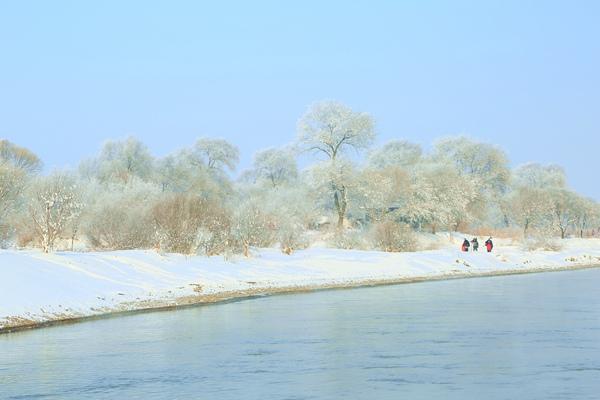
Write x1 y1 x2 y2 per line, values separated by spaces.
2 268 600 399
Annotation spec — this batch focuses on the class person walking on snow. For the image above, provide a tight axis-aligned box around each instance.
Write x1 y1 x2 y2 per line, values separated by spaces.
485 237 494 252
471 238 479 251
461 238 470 252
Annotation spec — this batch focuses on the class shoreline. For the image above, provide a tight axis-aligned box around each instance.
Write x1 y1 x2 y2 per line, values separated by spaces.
2 262 599 335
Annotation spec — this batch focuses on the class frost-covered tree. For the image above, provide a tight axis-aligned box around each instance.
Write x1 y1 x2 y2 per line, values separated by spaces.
154 151 220 196
152 193 231 254
298 101 375 228
508 187 553 236
0 163 26 244
84 137 154 184
251 148 298 188
548 189 580 239
572 196 598 238
231 198 276 257
368 140 422 169
513 163 566 189
401 164 479 233
190 138 239 173
0 139 42 174
297 101 375 160
252 183 317 254
0 141 41 245
309 158 359 228
434 136 510 194
25 173 82 252
83 181 158 250
353 167 410 223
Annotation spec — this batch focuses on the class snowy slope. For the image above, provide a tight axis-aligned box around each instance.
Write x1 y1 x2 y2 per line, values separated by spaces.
2 238 600 331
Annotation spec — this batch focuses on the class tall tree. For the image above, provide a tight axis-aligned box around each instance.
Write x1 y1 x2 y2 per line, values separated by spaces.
251 148 298 188
26 173 82 252
191 138 239 172
87 136 154 184
297 101 375 227
434 136 510 194
368 140 422 169
0 139 42 174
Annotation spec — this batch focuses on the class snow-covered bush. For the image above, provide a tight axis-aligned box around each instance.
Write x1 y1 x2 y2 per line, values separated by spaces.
231 200 276 256
250 147 298 188
83 184 157 250
522 235 563 252
277 221 309 254
84 137 155 184
0 164 25 247
152 193 231 255
0 141 41 247
328 229 370 250
370 221 417 252
23 173 83 253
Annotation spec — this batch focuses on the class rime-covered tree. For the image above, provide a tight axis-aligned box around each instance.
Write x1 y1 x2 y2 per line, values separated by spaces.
309 158 359 228
434 136 510 195
297 101 375 227
190 138 239 173
0 141 41 244
353 167 410 223
572 196 597 238
83 181 158 250
368 140 422 169
297 101 375 160
0 140 42 174
84 137 154 184
251 148 298 188
401 164 479 233
0 163 26 243
231 198 275 257
513 163 566 189
25 173 82 252
548 189 580 239
508 187 553 236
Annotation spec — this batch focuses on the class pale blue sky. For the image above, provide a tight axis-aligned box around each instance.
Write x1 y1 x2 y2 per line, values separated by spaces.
1 1 598 198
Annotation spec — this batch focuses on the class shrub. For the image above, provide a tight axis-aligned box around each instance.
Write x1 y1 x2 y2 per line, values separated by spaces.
84 188 156 250
231 200 276 256
329 229 370 250
522 236 563 252
371 221 417 252
152 193 231 255
277 221 309 254
23 173 82 253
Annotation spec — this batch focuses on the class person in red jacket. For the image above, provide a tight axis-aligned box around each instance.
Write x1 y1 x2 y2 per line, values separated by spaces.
485 237 494 252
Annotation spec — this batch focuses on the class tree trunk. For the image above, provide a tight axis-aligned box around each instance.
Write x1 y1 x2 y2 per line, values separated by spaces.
333 186 347 229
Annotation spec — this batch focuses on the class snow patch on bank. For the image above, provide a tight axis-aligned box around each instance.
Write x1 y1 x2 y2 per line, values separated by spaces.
2 238 600 330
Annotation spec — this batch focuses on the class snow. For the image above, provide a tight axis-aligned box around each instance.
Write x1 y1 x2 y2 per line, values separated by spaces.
2 237 600 331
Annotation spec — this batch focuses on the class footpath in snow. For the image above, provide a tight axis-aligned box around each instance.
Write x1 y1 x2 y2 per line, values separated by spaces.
2 237 600 332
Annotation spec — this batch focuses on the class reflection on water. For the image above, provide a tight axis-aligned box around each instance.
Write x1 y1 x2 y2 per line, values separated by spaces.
2 269 600 399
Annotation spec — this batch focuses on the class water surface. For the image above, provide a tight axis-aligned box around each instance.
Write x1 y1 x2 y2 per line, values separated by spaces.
2 269 600 399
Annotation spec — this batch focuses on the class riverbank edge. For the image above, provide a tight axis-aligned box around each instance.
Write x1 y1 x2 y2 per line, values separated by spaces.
2 262 599 335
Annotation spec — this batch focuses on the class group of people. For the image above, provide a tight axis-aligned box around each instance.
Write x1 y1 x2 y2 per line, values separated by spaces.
461 237 493 252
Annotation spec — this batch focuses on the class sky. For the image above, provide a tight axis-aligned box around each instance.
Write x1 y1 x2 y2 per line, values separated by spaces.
0 0 599 199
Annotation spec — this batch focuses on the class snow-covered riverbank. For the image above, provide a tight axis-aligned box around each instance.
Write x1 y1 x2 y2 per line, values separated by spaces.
2 237 600 332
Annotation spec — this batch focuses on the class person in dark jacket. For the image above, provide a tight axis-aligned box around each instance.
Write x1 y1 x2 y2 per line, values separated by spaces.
485 237 493 252
471 238 479 251
461 238 470 252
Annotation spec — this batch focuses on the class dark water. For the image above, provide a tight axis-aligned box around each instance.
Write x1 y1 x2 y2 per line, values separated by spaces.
2 269 600 400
